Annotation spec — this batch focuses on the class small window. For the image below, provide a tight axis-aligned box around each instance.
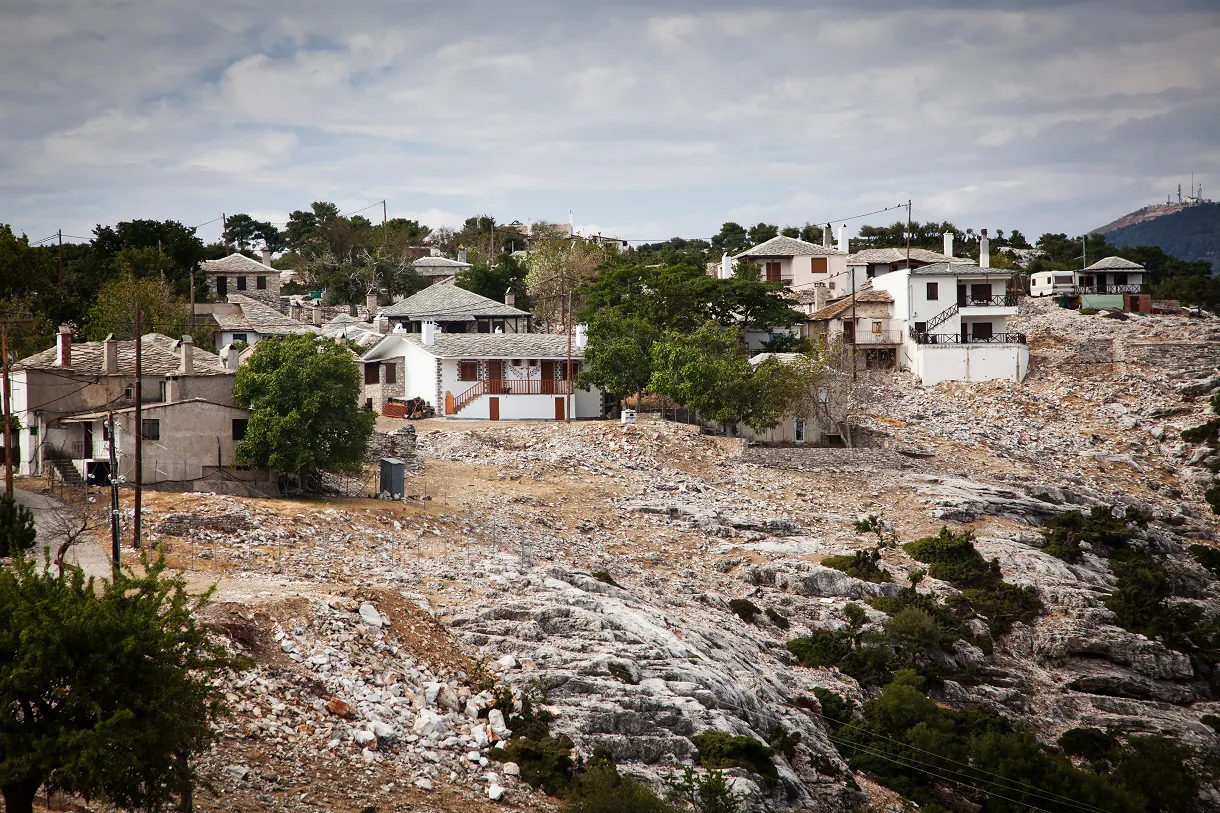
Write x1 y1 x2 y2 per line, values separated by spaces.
159 381 168 402
384 363 397 384
364 362 380 385
28 425 37 436
232 333 248 345
458 360 479 381
926 282 939 300
232 419 248 441
124 384 134 400
872 321 883 334
510 359 523 367
914 321 928 334
765 261 782 284
256 276 267 290
141 419 160 441
794 419 806 443
236 276 247 291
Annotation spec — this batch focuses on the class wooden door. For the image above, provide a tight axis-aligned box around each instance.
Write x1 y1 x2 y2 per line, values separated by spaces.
541 360 555 394
970 283 992 303
554 397 565 421
842 321 855 344
957 284 967 306
489 397 499 421
488 360 505 394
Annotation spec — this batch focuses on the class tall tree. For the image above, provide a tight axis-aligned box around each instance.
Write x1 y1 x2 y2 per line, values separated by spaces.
649 322 754 431
525 237 606 329
748 222 779 246
90 219 204 296
0 555 244 813
233 334 375 483
456 252 529 305
578 311 658 410
84 267 205 345
710 222 750 256
222 213 260 250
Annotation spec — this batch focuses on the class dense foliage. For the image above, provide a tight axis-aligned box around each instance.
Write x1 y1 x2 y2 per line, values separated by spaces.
232 334 375 480
0 496 37 557
0 555 244 813
1104 202 1220 274
821 549 892 583
1039 505 1142 562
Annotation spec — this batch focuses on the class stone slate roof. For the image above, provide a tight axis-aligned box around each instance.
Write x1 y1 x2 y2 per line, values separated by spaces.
15 334 232 377
217 294 315 336
733 236 843 259
1084 256 1144 272
201 253 274 275
380 285 531 320
848 248 972 266
809 290 894 321
412 256 473 278
907 262 1013 277
363 333 583 360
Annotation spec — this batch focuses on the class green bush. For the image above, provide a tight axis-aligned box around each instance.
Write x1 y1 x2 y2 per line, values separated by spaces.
811 687 855 729
1040 506 1137 563
565 750 673 813
1181 418 1220 445
1114 735 1200 813
1103 552 1220 663
666 767 742 813
1190 543 1220 577
1079 307 1099 315
0 495 37 557
1058 727 1119 762
764 607 790 629
728 598 760 623
492 734 578 796
821 549 892 583
787 630 853 668
689 732 776 779
591 571 621 588
766 726 801 759
1201 714 1220 734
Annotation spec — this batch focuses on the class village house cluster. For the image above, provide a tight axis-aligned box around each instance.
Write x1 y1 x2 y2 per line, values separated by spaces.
3 225 1158 491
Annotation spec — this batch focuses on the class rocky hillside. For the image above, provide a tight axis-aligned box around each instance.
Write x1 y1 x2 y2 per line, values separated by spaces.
50 297 1220 812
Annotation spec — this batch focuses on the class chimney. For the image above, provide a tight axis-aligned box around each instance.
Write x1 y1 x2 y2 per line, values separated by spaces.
814 284 828 311
179 335 194 375
979 230 990 268
505 289 516 307
574 323 588 350
102 333 118 374
837 224 847 253
457 247 468 264
822 223 832 249
165 374 181 403
290 301 302 321
262 248 272 267
721 252 731 279
375 315 391 335
366 291 379 313
312 302 323 326
430 246 441 257
220 345 239 371
943 232 954 258
55 324 71 367
421 321 438 346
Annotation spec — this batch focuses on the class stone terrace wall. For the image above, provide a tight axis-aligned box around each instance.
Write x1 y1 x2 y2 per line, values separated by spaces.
1124 341 1220 375
740 445 921 472
367 425 420 471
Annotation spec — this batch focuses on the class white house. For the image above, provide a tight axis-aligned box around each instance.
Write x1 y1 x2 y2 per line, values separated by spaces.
210 293 316 348
848 234 972 280
379 285 533 334
1029 256 1146 300
871 262 1028 385
359 324 604 421
716 233 852 293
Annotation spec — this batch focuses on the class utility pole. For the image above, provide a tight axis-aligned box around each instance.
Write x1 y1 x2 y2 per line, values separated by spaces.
906 200 912 268
849 224 857 382
133 303 142 549
108 411 120 568
1 322 12 497
221 213 227 250
565 291 572 424
190 269 196 327
57 229 64 287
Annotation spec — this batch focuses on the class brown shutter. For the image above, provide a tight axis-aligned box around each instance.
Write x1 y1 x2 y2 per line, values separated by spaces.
810 258 827 274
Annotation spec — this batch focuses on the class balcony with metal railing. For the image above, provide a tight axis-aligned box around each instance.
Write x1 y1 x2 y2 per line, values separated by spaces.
1073 283 1146 295
908 327 1027 345
958 292 1021 316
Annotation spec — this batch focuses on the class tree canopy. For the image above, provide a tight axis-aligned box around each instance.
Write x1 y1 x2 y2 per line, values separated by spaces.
233 334 375 480
0 554 243 813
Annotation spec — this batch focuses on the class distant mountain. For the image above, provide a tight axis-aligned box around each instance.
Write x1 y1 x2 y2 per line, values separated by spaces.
1095 201 1220 272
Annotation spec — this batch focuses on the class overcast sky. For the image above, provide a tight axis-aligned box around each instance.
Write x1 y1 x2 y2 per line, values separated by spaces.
2 1 1218 247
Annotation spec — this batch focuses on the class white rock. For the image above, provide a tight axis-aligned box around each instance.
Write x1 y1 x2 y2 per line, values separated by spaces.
502 761 521 777
487 708 512 739
488 783 507 801
414 777 433 791
496 654 518 670
359 603 385 627
353 730 376 747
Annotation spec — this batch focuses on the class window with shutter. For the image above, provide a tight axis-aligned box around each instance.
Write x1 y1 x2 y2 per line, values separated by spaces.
926 282 939 300
385 363 397 384
810 258 827 274
364 363 380 385
765 261 782 283
236 276 247 291
458 360 479 381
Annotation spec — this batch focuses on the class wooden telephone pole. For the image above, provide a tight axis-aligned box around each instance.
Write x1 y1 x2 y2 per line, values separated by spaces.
133 303 143 549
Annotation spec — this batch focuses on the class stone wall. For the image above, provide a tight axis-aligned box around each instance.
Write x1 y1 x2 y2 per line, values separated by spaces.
1124 341 1220 375
739 445 921 472
367 425 420 470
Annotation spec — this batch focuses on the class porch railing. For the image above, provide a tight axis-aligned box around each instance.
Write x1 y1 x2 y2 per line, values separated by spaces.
958 293 1022 308
848 330 903 345
1074 284 1145 295
448 378 576 414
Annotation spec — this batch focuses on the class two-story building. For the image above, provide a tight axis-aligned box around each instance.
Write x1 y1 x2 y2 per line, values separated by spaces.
358 323 604 420
871 263 1028 384
716 234 853 293
378 285 532 334
202 252 281 305
8 328 246 484
209 293 316 349
807 289 901 370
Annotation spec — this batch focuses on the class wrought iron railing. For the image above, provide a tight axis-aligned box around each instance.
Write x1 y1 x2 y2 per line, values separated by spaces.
908 328 1027 345
958 293 1022 307
1073 284 1145 295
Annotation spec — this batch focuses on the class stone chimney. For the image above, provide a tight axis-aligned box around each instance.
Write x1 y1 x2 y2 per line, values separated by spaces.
102 334 118 374
943 232 954 258
457 247 468 264
290 301 302 321
312 302 323 326
55 325 71 367
813 284 828 311
421 321 438 346
721 252 731 279
505 289 516 308
375 315 391 335
262 248 272 267
837 224 847 254
165 374 182 403
822 223 832 249
979 229 990 269
179 335 194 375
366 291 379 313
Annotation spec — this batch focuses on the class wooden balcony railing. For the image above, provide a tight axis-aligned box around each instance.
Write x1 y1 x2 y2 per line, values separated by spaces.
447 378 576 414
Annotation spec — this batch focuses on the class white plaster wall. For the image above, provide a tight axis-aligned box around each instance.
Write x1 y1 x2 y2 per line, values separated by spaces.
913 343 1029 384
220 330 265 348
401 344 439 406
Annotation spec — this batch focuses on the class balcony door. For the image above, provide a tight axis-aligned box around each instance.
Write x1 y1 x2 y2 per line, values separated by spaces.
540 360 555 394
970 283 992 304
842 321 855 345
972 322 993 341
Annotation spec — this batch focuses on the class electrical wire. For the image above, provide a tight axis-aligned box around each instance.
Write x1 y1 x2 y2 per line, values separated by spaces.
812 710 1111 813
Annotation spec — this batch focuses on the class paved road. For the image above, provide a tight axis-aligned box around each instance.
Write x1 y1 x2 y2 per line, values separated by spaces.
1 481 115 579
